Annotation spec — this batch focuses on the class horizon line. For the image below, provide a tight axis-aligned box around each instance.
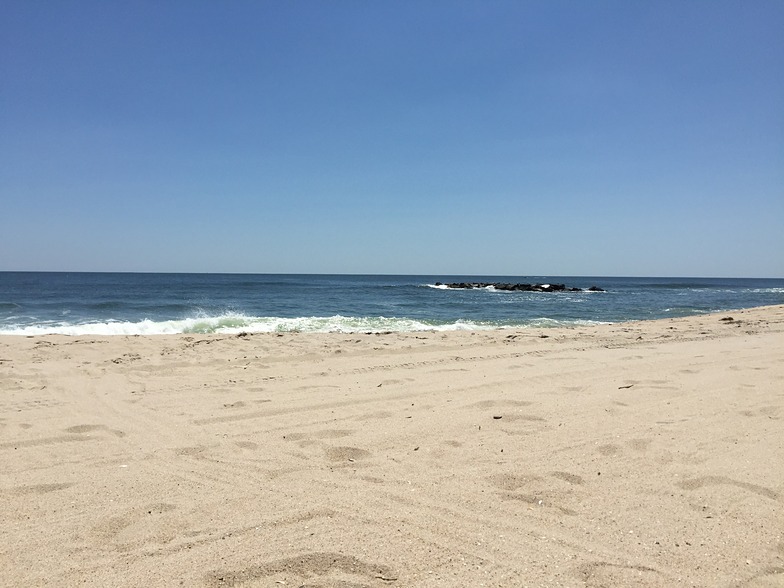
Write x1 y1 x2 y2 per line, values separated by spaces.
1 270 782 280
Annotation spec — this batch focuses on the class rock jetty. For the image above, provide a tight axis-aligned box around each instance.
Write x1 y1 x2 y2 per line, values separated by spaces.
435 282 605 292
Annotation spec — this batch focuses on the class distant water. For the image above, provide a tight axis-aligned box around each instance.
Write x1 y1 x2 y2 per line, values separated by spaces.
0 273 782 335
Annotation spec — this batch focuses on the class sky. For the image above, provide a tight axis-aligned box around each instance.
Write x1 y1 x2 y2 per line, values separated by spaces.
1 1 782 277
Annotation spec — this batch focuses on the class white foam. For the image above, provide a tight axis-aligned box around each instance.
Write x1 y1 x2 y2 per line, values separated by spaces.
0 313 513 336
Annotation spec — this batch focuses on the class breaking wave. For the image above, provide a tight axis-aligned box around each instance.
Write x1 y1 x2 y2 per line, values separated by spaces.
0 313 612 336
0 313 521 335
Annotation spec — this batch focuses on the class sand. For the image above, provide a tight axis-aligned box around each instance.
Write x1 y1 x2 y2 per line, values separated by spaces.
1 305 783 587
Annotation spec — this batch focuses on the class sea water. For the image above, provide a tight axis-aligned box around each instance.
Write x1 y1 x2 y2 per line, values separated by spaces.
0 273 782 335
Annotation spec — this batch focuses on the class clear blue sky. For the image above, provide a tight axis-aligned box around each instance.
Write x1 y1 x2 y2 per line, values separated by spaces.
2 1 782 276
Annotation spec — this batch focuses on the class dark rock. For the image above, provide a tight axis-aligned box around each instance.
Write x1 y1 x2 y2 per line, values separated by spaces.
439 282 603 292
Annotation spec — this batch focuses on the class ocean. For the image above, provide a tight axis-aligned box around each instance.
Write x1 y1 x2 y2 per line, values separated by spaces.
1 272 782 336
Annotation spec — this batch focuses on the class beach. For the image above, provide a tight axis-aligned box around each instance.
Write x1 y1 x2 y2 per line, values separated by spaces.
1 305 783 587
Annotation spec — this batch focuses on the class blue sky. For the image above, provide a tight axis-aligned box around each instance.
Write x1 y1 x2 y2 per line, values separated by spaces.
1 1 782 276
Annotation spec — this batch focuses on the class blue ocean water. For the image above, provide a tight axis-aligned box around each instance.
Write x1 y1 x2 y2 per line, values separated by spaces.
0 273 782 335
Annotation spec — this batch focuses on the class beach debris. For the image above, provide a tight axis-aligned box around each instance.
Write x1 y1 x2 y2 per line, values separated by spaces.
720 316 734 322
493 415 503 419
618 384 634 389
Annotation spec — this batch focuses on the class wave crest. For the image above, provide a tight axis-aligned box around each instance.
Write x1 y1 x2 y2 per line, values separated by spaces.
0 313 516 336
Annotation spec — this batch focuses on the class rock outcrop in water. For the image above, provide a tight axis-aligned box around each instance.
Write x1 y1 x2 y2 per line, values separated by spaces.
435 282 605 292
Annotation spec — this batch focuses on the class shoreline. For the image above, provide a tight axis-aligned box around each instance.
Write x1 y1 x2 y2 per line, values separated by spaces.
3 302 784 338
1 305 783 586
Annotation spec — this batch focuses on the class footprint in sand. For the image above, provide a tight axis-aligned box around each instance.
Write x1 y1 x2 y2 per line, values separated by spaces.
235 441 258 450
627 438 652 452
91 503 182 548
597 444 622 456
205 552 398 587
66 424 126 437
487 473 542 491
324 446 371 462
8 482 74 496
551 471 585 485
575 561 661 586
284 429 355 448
677 476 779 501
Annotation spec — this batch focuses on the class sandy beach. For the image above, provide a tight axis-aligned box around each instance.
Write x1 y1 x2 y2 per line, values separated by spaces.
1 305 783 587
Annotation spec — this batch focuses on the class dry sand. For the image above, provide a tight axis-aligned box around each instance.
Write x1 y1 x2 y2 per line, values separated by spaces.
1 305 783 587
